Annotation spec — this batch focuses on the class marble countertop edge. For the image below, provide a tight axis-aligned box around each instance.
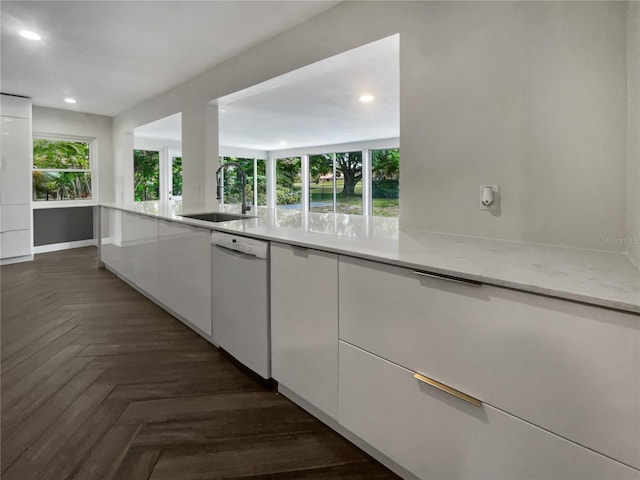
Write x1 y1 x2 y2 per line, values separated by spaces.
98 202 640 315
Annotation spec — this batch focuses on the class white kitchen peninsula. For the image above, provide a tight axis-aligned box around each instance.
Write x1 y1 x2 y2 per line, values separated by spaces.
98 201 640 480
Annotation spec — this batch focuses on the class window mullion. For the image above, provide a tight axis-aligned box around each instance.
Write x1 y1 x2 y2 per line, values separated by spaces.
362 149 371 216
332 153 337 213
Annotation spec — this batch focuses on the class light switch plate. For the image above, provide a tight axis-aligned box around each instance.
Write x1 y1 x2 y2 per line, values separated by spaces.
480 185 500 211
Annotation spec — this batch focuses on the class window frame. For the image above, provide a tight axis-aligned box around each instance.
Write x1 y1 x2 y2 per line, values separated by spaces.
32 133 98 208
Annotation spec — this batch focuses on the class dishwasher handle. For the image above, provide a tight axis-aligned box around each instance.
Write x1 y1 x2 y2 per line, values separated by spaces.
214 242 259 258
211 232 269 259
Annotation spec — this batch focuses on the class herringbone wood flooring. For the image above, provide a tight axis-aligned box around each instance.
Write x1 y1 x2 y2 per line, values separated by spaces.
1 247 398 480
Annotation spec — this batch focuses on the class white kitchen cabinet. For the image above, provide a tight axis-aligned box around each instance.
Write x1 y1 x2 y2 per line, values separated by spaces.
0 94 32 263
339 341 639 480
100 210 211 339
339 256 640 468
100 207 122 272
0 94 31 119
271 242 338 419
157 219 211 337
0 204 31 232
0 114 31 206
0 230 32 260
119 211 159 298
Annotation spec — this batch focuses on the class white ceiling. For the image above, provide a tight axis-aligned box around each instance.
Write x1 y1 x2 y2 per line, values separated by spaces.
135 35 399 152
217 34 399 151
0 0 339 116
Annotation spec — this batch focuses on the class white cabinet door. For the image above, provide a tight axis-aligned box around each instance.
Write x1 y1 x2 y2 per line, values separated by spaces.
100 207 122 272
0 230 32 259
271 242 338 419
0 95 31 118
157 220 211 337
0 116 31 206
0 204 31 232
119 211 158 298
339 341 639 480
339 255 640 468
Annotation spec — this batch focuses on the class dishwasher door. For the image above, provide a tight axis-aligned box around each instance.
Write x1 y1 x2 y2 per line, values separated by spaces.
211 234 270 379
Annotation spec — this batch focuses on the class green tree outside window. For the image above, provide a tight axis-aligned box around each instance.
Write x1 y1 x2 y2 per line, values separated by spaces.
32 139 92 201
134 149 160 202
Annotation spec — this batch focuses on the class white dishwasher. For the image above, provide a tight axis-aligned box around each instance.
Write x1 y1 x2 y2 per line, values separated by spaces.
211 232 270 379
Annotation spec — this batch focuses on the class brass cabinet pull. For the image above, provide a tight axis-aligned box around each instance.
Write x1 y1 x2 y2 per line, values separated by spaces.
412 270 482 287
414 373 482 407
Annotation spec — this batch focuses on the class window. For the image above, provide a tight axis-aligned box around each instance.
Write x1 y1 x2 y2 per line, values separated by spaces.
335 151 362 215
32 138 93 202
220 157 253 205
276 157 302 209
134 149 159 201
371 148 399 217
255 159 267 206
219 157 267 207
309 154 334 213
308 151 363 215
217 146 398 216
171 155 183 198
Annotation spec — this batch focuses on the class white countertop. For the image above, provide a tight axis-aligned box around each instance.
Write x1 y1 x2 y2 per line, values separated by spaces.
100 201 640 314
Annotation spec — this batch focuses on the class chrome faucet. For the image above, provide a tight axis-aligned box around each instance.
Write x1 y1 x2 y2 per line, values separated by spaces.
215 162 251 215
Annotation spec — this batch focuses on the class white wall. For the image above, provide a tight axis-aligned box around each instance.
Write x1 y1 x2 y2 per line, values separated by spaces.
33 106 114 202
627 1 640 266
113 1 632 253
400 1 628 251
133 136 181 151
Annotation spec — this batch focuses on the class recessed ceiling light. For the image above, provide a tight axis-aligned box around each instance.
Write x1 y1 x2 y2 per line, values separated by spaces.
64 98 77 104
359 94 375 103
279 141 287 146
19 30 41 41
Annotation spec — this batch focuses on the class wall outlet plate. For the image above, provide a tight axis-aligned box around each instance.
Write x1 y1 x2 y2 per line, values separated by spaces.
480 185 500 211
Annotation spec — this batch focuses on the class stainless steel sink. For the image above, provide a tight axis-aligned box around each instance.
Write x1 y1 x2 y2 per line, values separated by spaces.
181 212 257 223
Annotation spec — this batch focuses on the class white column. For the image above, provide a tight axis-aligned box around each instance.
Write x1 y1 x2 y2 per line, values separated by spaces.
159 146 169 209
182 102 207 210
204 103 220 210
267 154 277 208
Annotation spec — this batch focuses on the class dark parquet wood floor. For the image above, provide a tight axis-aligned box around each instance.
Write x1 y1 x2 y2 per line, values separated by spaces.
1 247 399 480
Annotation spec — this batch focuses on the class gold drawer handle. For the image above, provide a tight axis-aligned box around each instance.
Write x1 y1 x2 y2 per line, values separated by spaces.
414 373 482 407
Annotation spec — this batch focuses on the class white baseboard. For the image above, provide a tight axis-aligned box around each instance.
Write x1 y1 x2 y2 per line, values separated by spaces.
33 239 97 254
0 254 34 265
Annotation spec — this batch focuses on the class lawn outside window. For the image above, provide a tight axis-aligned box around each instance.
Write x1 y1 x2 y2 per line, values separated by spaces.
32 136 96 204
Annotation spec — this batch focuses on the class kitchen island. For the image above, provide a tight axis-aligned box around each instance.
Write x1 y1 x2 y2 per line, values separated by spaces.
98 202 640 480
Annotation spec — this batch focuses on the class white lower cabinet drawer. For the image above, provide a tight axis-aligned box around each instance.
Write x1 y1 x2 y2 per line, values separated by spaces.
0 229 31 259
0 204 30 232
339 256 640 468
338 341 639 480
